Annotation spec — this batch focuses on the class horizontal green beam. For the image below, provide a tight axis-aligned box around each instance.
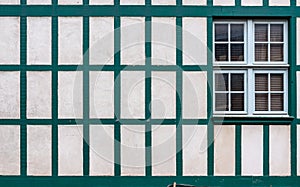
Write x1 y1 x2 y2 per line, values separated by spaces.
0 176 300 187
0 65 208 71
0 119 209 125
0 6 299 16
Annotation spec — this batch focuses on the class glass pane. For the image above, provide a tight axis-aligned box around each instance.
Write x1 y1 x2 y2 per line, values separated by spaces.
215 93 228 111
215 44 228 61
231 93 244 111
270 24 283 42
215 24 228 41
230 24 244 42
271 74 283 91
270 44 283 61
255 93 268 111
231 73 244 91
215 73 228 91
255 74 268 91
271 93 283 111
231 44 244 61
255 24 268 42
255 44 268 61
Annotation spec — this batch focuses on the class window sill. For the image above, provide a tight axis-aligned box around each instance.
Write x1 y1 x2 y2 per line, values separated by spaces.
211 115 294 124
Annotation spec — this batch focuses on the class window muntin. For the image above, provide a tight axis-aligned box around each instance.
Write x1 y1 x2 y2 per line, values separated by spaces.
213 19 288 116
214 22 245 63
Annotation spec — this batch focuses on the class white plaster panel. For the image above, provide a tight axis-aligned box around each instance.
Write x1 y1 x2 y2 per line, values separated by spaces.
182 125 207 176
121 125 145 176
27 71 52 119
152 17 176 65
121 17 145 65
152 71 176 119
89 0 114 4
27 17 51 65
58 0 82 4
182 17 207 65
0 125 20 175
269 125 291 176
90 125 114 176
214 125 235 176
152 0 175 5
89 17 114 65
241 0 263 6
298 0 300 6
213 0 235 6
182 0 206 5
182 72 207 119
0 71 20 119
297 19 300 65
0 0 19 4
298 72 300 118
27 125 52 176
58 17 82 65
27 0 51 4
121 71 145 119
58 71 83 118
298 126 300 175
121 0 144 5
58 125 83 176
241 125 263 176
0 17 20 64
152 125 176 176
90 71 114 118
269 0 290 6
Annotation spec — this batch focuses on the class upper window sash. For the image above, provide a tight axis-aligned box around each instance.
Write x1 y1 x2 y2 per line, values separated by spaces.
213 20 288 66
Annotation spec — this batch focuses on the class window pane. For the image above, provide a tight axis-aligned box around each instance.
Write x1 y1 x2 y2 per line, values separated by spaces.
270 44 283 61
215 93 228 111
271 93 283 111
255 44 268 61
231 93 244 111
215 24 228 41
270 24 283 42
255 24 268 42
231 44 244 61
270 74 283 91
231 73 244 91
215 73 228 91
255 74 268 91
255 93 268 111
230 24 244 42
215 44 228 61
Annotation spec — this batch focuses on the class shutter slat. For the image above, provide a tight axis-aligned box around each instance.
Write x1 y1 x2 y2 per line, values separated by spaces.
255 74 268 91
255 44 268 61
255 93 268 111
270 24 283 42
215 93 228 111
270 44 283 61
271 93 283 111
270 74 283 91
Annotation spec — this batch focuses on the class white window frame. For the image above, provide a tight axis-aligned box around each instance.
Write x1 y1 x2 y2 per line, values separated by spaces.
213 19 289 117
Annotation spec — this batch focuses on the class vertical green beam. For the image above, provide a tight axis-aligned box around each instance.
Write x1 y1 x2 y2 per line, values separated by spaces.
263 124 269 176
145 16 152 176
235 0 241 6
263 0 269 7
20 5 27 176
207 0 213 6
207 16 214 176
289 16 297 176
176 17 183 177
235 124 241 176
83 14 90 176
114 15 121 177
51 0 58 175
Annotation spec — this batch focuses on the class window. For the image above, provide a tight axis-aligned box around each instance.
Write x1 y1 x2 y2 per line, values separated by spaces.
213 20 288 116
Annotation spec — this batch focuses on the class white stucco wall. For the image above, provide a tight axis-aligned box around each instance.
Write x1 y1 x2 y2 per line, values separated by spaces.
213 0 235 6
0 0 19 4
241 0 263 6
269 0 290 6
27 0 51 4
